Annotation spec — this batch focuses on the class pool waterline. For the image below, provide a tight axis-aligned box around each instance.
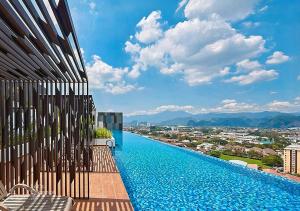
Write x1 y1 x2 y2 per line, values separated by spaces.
113 131 300 210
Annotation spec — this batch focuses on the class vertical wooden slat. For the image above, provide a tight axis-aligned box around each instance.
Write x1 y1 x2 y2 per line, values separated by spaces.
41 80 45 193
23 81 28 191
73 82 76 198
10 81 14 190
45 81 49 192
50 81 54 194
28 81 32 190
81 82 85 198
5 81 9 191
13 81 18 192
19 81 24 191
0 80 5 186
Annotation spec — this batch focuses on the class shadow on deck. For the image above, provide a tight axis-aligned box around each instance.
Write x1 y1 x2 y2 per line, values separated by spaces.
73 146 133 211
92 146 119 173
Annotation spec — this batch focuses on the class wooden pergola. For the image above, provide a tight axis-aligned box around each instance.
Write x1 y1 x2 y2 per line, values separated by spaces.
0 0 95 199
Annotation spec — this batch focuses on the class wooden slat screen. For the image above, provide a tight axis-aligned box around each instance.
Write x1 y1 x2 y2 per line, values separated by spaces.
0 0 96 199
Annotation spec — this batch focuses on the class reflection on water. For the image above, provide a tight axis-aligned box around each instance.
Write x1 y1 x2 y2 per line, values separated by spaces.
112 130 123 151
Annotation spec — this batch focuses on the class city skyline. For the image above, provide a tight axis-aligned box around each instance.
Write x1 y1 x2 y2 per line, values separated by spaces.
68 0 300 115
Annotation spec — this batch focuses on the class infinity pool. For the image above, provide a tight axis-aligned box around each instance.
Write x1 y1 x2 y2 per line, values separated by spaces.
113 131 300 210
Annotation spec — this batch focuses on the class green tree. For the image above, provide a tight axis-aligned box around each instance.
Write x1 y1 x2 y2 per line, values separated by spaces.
247 150 262 159
210 137 228 145
209 150 221 158
261 155 283 167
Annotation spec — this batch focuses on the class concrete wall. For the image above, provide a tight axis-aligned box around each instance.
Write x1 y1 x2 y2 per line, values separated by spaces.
97 112 123 130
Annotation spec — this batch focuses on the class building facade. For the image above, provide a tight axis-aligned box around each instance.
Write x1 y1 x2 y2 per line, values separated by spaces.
0 0 95 199
97 112 123 130
284 145 300 174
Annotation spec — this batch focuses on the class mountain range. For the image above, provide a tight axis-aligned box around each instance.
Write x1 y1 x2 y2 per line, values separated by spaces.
124 111 300 128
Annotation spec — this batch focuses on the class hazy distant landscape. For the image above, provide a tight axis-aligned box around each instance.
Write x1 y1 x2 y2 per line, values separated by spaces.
125 111 300 128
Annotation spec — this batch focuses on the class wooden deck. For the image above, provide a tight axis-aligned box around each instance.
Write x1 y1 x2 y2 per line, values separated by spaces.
73 147 133 211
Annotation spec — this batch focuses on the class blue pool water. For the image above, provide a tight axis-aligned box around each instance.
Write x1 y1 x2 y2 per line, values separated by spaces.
113 131 300 210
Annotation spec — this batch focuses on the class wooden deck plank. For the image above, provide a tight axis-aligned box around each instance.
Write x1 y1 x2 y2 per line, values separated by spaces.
73 147 133 211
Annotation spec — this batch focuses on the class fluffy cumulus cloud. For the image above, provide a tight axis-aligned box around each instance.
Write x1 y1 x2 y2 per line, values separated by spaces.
127 105 195 116
236 59 261 72
181 0 259 21
266 97 300 112
135 11 163 44
85 0 287 94
210 99 258 113
226 69 278 85
86 55 141 94
123 0 281 86
266 51 290 64
126 97 300 116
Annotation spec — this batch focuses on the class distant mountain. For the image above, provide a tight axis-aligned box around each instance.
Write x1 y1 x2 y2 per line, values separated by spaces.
185 114 300 129
187 118 254 128
124 111 300 128
192 111 283 120
258 114 300 128
160 111 283 126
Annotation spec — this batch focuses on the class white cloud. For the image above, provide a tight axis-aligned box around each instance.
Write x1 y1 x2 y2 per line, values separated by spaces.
265 97 300 112
259 5 269 13
126 105 195 116
183 0 259 21
125 41 141 55
226 69 278 85
210 99 258 113
297 75 300 80
266 51 290 64
266 100 293 111
176 0 189 13
89 2 96 11
85 1 283 91
242 21 260 28
87 1 98 15
236 59 261 72
220 67 230 76
127 16 266 86
126 97 300 116
104 82 140 95
128 64 142 79
86 55 140 94
135 11 163 44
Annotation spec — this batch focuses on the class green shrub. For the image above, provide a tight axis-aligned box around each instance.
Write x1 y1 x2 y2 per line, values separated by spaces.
94 128 112 139
209 150 221 158
261 155 283 167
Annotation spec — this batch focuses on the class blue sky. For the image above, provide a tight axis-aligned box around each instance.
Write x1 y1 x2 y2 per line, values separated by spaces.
68 0 300 116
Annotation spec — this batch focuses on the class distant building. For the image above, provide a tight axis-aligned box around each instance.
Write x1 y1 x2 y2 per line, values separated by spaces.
247 147 263 155
284 145 300 174
197 143 213 151
97 112 123 130
181 140 191 144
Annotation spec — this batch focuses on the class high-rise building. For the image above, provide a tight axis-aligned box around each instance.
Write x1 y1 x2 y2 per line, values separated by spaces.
97 112 123 130
284 145 300 174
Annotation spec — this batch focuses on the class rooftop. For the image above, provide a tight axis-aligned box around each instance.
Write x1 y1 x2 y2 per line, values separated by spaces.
285 144 300 150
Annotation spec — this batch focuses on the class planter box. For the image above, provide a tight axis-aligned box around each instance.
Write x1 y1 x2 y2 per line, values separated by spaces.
92 137 115 147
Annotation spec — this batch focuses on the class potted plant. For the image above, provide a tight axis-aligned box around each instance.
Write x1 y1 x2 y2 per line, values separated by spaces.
93 128 115 147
